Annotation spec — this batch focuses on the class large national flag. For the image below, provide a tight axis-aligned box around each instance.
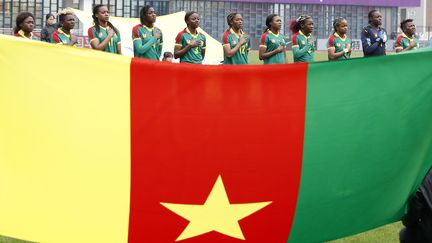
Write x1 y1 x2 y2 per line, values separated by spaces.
1 34 432 243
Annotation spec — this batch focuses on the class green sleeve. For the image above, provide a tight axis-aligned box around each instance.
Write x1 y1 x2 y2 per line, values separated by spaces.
133 36 157 54
293 36 310 58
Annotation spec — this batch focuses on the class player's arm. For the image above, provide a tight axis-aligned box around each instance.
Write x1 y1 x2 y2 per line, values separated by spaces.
132 28 158 54
89 28 114 51
328 47 348 60
223 36 246 58
174 38 199 59
361 28 379 55
201 36 206 60
292 36 312 58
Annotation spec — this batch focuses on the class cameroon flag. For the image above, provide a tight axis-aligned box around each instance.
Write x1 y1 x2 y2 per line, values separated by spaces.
1 34 432 243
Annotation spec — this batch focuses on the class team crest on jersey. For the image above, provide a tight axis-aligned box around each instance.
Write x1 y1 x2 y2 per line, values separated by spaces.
232 40 237 44
187 40 191 44
143 33 147 38
98 32 103 38
271 39 276 43
336 43 341 47
62 39 67 44
302 40 306 45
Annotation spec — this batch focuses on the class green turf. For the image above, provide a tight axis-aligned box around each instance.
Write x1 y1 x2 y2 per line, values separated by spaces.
247 50 364 64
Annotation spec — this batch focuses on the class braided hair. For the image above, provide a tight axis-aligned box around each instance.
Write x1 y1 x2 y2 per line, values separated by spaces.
263 14 278 33
139 5 153 25
332 17 346 34
226 12 239 31
289 15 312 34
14 12 35 34
92 4 118 35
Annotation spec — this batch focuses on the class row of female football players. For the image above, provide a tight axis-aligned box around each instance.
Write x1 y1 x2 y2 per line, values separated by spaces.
13 5 420 64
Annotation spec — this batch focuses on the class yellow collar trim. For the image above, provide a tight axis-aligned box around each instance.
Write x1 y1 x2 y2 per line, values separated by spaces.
402 33 414 41
229 28 243 38
58 28 71 38
268 29 280 37
299 30 311 38
18 29 33 39
142 24 154 32
186 27 199 38
334 32 346 41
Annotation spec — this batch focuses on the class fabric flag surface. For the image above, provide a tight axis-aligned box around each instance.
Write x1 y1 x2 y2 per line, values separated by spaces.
1 34 432 243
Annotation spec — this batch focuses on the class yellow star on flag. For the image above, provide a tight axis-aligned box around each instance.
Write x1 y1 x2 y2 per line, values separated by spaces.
160 175 272 241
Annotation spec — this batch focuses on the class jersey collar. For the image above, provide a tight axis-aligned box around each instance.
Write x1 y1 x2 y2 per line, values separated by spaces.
334 32 347 41
229 28 243 38
186 27 200 38
57 28 71 38
18 29 33 39
142 24 154 32
299 30 311 38
268 29 280 37
402 32 414 41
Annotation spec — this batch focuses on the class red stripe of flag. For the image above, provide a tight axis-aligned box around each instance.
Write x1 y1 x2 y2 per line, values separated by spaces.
129 60 308 242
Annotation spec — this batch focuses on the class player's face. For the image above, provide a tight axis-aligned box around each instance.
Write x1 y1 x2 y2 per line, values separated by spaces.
145 7 157 24
21 16 35 33
187 13 200 29
271 16 282 31
62 14 75 30
302 19 314 34
337 20 348 35
404 22 416 35
370 11 382 26
231 14 243 30
96 6 110 22
47 16 55 26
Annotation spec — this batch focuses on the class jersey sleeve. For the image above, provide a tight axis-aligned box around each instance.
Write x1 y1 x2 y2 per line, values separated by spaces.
292 34 299 48
202 35 207 49
132 26 140 40
259 33 267 48
175 32 183 46
222 32 230 46
327 35 335 49
88 28 97 43
395 35 404 50
51 32 62 44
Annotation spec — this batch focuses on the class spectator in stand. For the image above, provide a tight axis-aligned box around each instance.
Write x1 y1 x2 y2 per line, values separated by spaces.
41 13 56 42
162 52 173 62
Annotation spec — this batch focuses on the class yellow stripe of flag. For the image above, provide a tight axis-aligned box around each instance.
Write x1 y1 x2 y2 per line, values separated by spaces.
0 35 131 243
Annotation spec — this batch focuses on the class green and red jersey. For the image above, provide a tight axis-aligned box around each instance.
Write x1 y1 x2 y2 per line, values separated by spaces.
292 31 315 63
132 24 163 60
88 25 121 54
175 28 206 64
395 33 420 52
51 28 77 46
222 28 250 65
14 30 41 41
259 29 286 64
327 33 352 60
